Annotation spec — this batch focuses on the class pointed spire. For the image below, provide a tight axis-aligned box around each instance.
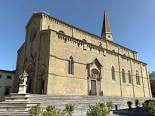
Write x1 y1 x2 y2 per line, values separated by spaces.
101 11 113 41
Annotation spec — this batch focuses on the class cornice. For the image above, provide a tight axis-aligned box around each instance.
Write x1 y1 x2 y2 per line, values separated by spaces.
49 30 146 65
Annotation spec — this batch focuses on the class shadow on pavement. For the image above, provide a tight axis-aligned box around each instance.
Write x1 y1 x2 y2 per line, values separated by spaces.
113 107 151 116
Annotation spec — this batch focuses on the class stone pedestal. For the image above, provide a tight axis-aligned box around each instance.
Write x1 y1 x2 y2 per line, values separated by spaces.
18 84 27 94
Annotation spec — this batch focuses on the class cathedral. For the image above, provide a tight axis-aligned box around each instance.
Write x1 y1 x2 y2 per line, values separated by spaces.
15 12 151 98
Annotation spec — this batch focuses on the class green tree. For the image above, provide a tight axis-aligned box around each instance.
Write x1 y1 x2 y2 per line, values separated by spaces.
149 71 155 97
148 100 155 116
149 71 155 80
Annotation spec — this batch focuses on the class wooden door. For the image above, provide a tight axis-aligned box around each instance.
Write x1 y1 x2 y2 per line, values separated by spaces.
91 80 97 95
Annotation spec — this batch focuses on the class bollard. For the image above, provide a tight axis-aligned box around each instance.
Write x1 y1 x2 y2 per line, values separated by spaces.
115 105 118 111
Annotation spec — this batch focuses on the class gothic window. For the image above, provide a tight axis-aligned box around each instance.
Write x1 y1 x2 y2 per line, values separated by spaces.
136 70 140 85
122 69 126 83
68 56 74 75
111 66 115 80
128 70 132 84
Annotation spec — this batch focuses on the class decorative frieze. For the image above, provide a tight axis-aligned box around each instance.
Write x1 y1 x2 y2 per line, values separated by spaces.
56 31 146 65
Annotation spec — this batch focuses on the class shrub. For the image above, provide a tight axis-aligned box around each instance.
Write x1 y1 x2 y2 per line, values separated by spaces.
86 103 111 116
106 101 112 113
144 99 152 107
30 104 75 116
148 100 155 116
43 105 62 116
135 99 140 108
29 105 42 116
127 101 133 111
63 104 75 116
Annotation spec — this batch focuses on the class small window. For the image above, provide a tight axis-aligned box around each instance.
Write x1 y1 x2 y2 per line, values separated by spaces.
82 39 87 50
59 30 65 34
82 39 87 42
7 76 12 79
111 66 115 80
122 69 126 83
68 56 74 75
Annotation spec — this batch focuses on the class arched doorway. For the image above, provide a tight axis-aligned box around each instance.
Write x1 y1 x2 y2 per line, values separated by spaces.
87 58 103 96
25 63 35 93
90 69 100 95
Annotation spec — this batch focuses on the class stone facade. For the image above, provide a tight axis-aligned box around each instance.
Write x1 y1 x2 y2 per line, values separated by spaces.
15 12 152 98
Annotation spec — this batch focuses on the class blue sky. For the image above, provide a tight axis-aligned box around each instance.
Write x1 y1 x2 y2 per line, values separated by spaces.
0 0 154 72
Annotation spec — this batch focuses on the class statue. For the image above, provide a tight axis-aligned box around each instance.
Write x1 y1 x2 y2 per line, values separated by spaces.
19 70 28 85
18 70 28 94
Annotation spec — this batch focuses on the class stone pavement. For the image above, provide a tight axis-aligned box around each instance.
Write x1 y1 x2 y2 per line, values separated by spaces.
113 108 151 116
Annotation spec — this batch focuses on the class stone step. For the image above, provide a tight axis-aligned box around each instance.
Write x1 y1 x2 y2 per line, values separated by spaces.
0 105 28 111
0 103 27 107
0 94 150 116
0 111 31 116
0 103 38 107
29 97 147 103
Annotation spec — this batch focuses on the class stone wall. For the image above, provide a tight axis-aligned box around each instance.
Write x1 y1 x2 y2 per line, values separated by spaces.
46 30 151 97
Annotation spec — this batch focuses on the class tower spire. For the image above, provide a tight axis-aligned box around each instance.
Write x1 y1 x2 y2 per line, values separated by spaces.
101 12 113 41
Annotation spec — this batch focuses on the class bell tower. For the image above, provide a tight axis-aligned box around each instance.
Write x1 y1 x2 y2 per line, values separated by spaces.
101 12 113 41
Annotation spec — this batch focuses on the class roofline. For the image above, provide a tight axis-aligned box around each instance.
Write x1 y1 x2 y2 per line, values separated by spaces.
17 42 25 53
0 70 15 73
26 12 137 53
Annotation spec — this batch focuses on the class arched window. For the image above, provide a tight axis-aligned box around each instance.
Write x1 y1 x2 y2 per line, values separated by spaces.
68 56 74 74
111 66 115 80
128 70 132 84
122 69 126 83
136 70 140 85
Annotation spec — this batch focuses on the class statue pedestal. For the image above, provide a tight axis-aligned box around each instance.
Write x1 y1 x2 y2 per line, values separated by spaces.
18 84 27 94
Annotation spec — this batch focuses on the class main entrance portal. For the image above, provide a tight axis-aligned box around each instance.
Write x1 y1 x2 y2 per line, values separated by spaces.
87 58 103 96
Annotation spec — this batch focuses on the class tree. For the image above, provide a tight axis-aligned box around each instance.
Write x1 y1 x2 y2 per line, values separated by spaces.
149 71 155 97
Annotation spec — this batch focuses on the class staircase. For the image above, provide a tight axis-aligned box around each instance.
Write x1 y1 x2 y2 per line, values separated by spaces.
28 95 150 115
0 94 39 116
0 94 151 116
